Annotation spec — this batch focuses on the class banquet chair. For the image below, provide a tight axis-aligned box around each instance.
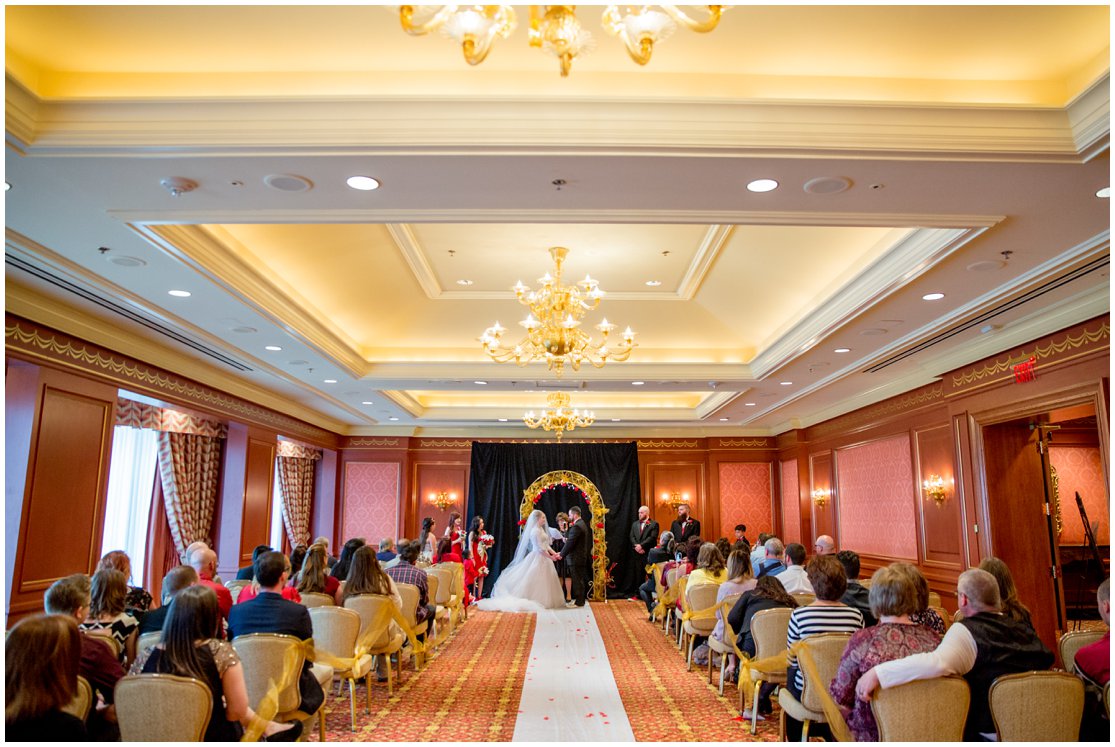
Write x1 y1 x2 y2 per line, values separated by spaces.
443 561 467 623
707 597 742 695
61 675 93 722
344 594 407 695
300 591 335 608
790 592 816 607
648 562 667 622
424 573 452 652
928 606 950 631
309 606 373 732
1059 629 1104 672
232 632 331 742
673 576 690 649
745 607 793 734
136 631 161 664
114 673 212 741
871 676 969 741
84 628 122 660
988 670 1084 742
681 581 721 670
225 579 251 601
927 591 943 608
396 583 429 669
777 631 853 742
660 567 680 634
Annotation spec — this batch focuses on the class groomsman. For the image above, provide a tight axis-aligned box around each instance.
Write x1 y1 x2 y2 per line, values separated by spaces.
559 506 592 607
670 504 701 544
630 505 659 594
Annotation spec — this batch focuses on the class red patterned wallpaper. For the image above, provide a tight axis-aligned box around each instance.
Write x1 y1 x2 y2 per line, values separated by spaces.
342 462 400 545
1049 446 1109 545
781 460 801 545
836 435 918 560
718 463 773 541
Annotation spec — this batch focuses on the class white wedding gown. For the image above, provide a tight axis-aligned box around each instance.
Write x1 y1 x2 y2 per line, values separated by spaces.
477 526 567 612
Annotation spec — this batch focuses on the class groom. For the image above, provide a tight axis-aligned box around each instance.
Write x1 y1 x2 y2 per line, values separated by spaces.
559 506 591 607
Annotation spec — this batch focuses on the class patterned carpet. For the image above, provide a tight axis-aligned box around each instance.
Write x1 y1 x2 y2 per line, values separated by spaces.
593 600 783 742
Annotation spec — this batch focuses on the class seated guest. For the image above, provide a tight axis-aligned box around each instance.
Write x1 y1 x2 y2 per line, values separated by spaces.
45 574 126 736
5 614 87 740
190 547 233 627
99 550 153 618
434 537 463 565
237 553 302 604
80 568 139 665
330 538 366 581
754 538 786 579
377 538 398 563
687 542 728 588
382 541 404 569
138 565 198 635
186 540 224 585
749 533 771 576
733 523 750 546
829 565 943 741
1076 578 1110 742
661 537 702 593
647 530 675 564
384 540 436 636
814 534 836 556
133 585 300 741
293 543 342 605
837 550 876 626
855 568 1054 741
313 535 339 567
288 545 309 580
236 545 273 581
778 543 813 594
979 556 1033 627
228 552 324 716
343 545 404 679
714 537 733 564
784 554 865 740
891 562 945 635
711 549 756 644
726 575 798 716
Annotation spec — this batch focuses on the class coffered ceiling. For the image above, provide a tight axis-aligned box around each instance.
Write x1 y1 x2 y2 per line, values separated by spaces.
4 5 1110 439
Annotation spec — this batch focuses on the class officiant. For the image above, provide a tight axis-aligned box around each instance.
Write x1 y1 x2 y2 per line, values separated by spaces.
552 512 571 603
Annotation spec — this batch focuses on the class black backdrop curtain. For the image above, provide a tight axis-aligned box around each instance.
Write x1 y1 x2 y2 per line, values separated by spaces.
467 442 642 597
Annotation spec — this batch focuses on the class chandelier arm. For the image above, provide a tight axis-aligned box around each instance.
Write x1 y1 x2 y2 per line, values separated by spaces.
398 5 455 36
619 33 655 66
461 37 494 66
658 5 725 33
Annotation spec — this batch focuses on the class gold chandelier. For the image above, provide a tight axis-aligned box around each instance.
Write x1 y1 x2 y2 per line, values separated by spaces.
479 246 636 377
398 5 727 77
524 391 594 440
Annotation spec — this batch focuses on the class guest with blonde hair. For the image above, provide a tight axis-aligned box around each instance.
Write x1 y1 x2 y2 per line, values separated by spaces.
98 549 153 617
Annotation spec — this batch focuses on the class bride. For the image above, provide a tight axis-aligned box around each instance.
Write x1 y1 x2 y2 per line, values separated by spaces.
476 510 567 612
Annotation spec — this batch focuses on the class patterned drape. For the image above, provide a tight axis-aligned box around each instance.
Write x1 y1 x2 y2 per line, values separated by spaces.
157 431 223 560
116 397 227 438
276 441 321 547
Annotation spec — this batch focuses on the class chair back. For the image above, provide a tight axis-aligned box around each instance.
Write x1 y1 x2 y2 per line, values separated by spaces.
426 573 441 607
62 675 93 721
136 631 161 663
344 594 398 649
309 606 361 658
871 676 969 741
798 632 852 713
927 606 950 631
683 582 721 631
927 591 943 608
397 583 420 627
300 591 334 608
225 579 251 601
665 567 679 590
791 592 816 607
750 607 793 659
231 633 306 713
84 628 122 659
989 670 1084 742
1059 629 1104 672
115 673 213 741
428 568 452 604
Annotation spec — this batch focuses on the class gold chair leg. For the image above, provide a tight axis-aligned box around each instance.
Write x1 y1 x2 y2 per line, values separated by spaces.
686 633 695 671
319 707 327 742
802 718 810 742
348 678 356 732
365 672 372 714
715 653 722 693
387 656 395 695
778 707 786 742
751 678 761 736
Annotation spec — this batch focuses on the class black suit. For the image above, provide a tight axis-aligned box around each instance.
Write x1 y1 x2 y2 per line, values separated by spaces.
629 518 659 593
670 517 701 544
227 591 324 714
559 518 592 606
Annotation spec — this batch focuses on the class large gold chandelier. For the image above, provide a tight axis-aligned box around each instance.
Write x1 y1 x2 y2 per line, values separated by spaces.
524 392 594 440
479 247 636 377
398 5 727 77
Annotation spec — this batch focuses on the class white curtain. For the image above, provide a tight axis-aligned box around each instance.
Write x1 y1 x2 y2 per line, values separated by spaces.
101 425 159 585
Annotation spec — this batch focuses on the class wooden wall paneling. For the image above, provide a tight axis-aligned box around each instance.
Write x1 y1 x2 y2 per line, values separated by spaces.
645 461 705 537
809 452 834 542
311 449 339 549
5 361 40 610
238 431 277 566
6 367 117 623
215 422 247 578
412 461 469 536
914 424 965 568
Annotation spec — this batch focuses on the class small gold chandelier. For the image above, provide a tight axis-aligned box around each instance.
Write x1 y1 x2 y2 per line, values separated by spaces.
480 246 635 377
524 391 594 440
397 5 727 77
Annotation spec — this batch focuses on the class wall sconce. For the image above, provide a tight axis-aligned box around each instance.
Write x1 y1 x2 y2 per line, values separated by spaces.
661 491 689 511
428 490 456 511
812 488 830 508
922 475 949 507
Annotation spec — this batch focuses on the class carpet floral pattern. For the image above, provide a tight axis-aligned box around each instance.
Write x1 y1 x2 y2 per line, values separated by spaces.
594 601 784 742
313 610 535 741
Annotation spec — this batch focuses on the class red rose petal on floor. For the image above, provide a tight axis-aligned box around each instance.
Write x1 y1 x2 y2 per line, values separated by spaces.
586 713 593 718
731 716 745 722
548 698 554 701
583 696 589 699
599 712 607 717
543 716 549 721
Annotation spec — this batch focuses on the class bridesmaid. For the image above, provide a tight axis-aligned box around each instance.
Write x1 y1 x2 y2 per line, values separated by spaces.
554 512 572 603
467 516 490 599
418 517 437 562
444 512 465 555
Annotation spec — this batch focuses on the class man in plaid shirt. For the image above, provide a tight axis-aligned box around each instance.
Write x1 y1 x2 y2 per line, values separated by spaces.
385 539 436 636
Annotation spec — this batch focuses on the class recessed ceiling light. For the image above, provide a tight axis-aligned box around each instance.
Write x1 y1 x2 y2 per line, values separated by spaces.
456 279 474 286
346 175 380 191
1097 187 1110 198
744 402 756 407
498 418 508 422
474 380 487 385
323 379 337 384
719 417 729 421
645 280 662 287
834 347 851 353
361 401 373 405
4 182 10 191
860 328 888 336
631 381 645 386
780 381 793 386
231 326 257 334
106 255 146 267
167 290 191 298
264 345 282 351
611 418 621 422
922 292 945 301
388 416 399 421
746 178 779 193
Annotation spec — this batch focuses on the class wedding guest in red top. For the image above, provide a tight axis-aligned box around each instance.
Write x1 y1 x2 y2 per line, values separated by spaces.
434 538 463 565
292 544 342 605
238 553 302 605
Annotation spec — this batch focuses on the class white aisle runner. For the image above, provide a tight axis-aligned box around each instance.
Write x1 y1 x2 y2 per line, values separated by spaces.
512 604 636 742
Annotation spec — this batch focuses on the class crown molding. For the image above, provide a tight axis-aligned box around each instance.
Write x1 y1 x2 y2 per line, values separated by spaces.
4 76 38 151
1066 73 1111 160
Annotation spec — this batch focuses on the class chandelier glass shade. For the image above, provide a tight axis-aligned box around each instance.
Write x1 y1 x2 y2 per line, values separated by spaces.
397 5 726 77
479 246 635 377
523 391 594 440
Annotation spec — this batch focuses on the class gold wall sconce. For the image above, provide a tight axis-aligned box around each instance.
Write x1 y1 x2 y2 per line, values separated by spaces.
428 490 457 510
922 475 949 506
812 488 830 508
661 490 689 511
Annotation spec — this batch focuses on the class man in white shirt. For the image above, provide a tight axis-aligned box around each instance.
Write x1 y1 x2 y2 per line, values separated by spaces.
777 543 813 593
854 567 1053 741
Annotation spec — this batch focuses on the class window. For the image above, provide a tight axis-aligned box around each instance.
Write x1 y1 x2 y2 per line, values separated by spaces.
269 466 285 551
101 425 159 585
